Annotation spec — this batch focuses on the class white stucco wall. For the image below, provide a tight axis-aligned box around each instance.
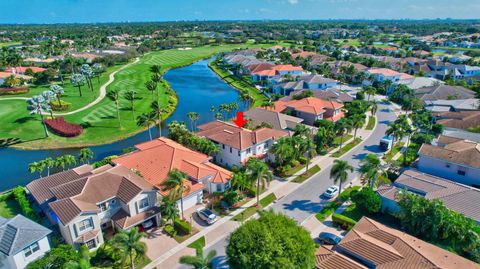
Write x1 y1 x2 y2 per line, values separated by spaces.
7 236 51 269
417 154 480 187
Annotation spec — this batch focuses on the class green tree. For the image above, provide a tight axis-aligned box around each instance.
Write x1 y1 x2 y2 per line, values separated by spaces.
55 156 66 171
370 100 378 116
359 154 382 188
351 187 381 214
187 112 200 131
111 227 147 269
145 80 157 99
161 169 190 219
66 245 90 269
49 84 64 105
63 154 77 169
335 118 351 150
350 113 365 139
136 112 156 140
107 89 122 128
160 196 179 225
27 244 79 269
226 210 315 269
179 249 216 269
78 148 94 164
71 73 86 97
246 158 272 206
26 95 51 138
42 157 55 176
124 90 137 120
28 161 45 178
330 160 353 196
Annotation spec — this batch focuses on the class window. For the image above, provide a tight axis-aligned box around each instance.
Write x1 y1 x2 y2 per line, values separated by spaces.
23 242 40 258
246 148 251 154
139 198 149 209
85 239 96 249
457 170 466 176
216 184 222 192
222 144 225 149
78 218 93 232
230 147 232 153
238 150 240 156
99 203 108 211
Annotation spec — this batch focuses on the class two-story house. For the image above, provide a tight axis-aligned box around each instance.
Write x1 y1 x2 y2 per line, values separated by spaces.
272 74 338 95
0 215 51 269
196 121 288 168
272 97 344 125
27 165 160 251
250 64 304 82
365 68 402 83
114 137 233 211
417 135 480 187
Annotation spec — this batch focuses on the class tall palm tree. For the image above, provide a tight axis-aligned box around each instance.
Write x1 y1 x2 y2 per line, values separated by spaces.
55 156 66 171
26 95 51 137
160 169 190 219
151 101 165 137
107 89 122 128
78 148 94 164
370 100 378 116
28 161 45 178
385 122 404 145
150 65 161 74
270 138 294 167
160 196 179 225
112 227 147 269
350 114 365 139
179 249 217 269
330 160 353 196
145 81 157 99
209 106 216 119
63 155 77 169
187 112 200 131
80 64 94 92
136 112 156 140
335 118 350 150
359 154 382 188
303 138 317 173
42 157 55 176
124 90 137 120
71 73 86 97
246 159 272 206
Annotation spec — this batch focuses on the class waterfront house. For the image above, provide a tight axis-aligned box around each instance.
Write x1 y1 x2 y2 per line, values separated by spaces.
272 97 344 125
244 108 307 136
114 137 232 209
272 74 338 95
250 64 304 82
377 169 480 224
315 217 480 269
281 88 354 103
27 164 160 251
0 215 51 269
417 135 480 187
196 121 288 168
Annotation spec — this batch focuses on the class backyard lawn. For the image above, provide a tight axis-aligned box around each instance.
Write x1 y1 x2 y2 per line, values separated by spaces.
1 43 269 149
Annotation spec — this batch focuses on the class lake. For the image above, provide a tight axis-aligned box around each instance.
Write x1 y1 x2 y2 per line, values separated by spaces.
0 57 244 191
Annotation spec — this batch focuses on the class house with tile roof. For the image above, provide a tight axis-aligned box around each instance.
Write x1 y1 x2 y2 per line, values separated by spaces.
365 68 403 83
114 137 233 210
244 108 307 136
425 98 479 112
281 88 354 103
250 64 304 82
315 217 480 269
433 110 480 131
196 121 288 168
414 85 476 102
272 74 338 95
418 135 480 187
272 97 344 125
377 169 480 223
0 215 51 269
26 164 160 251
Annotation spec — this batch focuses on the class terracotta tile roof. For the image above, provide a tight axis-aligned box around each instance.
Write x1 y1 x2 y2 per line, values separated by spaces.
196 121 288 150
251 64 303 76
378 169 480 222
114 137 231 193
247 63 275 73
367 68 402 77
5 66 46 73
112 206 161 229
419 135 480 168
75 230 99 243
292 51 318 59
48 165 154 225
277 97 343 115
336 217 480 269
26 164 94 204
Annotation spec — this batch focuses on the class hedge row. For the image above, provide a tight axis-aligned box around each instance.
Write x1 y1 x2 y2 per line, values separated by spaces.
332 213 357 230
0 88 29 95
315 201 342 221
44 117 83 137
164 224 177 237
174 218 192 234
12 186 37 220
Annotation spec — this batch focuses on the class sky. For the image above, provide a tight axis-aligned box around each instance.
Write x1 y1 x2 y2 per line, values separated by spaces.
1 0 480 24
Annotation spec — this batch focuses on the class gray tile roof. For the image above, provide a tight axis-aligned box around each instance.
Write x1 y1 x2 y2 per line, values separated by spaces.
0 215 51 256
244 108 303 131
415 85 476 101
378 169 480 223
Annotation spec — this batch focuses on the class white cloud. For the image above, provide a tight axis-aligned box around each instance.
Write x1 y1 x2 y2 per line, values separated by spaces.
287 0 299 5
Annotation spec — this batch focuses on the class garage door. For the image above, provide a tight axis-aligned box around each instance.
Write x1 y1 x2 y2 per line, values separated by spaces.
177 191 202 211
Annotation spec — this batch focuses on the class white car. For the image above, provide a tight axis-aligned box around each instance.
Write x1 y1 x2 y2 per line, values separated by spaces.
196 207 217 225
323 185 339 199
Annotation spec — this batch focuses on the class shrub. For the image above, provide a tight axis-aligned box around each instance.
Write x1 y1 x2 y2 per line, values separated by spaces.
222 190 240 207
12 186 37 220
164 224 177 237
44 117 83 137
92 155 118 168
0 87 29 95
298 156 307 165
174 218 192 234
332 213 357 230
49 100 71 111
351 187 381 215
315 201 341 221
339 186 361 202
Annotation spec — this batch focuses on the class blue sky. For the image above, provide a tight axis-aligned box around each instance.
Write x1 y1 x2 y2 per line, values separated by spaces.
1 0 480 24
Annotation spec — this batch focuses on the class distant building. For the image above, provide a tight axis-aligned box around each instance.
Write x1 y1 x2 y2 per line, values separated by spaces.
272 74 338 95
414 85 476 102
425 98 479 112
272 97 344 125
433 110 480 130
0 215 51 269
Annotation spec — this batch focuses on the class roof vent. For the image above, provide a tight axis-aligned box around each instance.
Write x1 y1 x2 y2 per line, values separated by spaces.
223 130 234 134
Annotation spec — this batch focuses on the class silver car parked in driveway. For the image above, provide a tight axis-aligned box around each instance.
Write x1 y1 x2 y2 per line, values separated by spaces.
196 207 218 225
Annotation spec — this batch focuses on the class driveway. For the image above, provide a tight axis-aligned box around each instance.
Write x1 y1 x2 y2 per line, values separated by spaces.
142 227 180 260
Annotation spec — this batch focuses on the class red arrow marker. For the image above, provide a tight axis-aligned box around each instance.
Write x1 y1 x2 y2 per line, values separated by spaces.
233 112 247 128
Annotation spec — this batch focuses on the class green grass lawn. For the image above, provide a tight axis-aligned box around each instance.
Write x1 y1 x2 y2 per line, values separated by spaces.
366 116 376 130
209 61 267 107
335 39 361 47
283 163 307 177
232 193 277 222
333 134 353 147
0 41 21 47
332 138 362 158
383 142 404 161
0 197 21 218
1 43 270 149
187 236 206 252
292 165 321 183
340 203 364 222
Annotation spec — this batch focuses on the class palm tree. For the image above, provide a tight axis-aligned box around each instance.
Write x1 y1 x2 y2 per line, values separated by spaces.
111 227 147 269
350 114 365 139
55 156 66 171
335 118 350 150
385 122 404 145
124 90 137 120
330 160 353 196
187 112 200 131
78 148 94 164
359 154 382 188
71 73 86 97
303 138 317 173
370 100 378 116
362 86 376 101
293 124 310 138
63 155 77 169
261 100 275 110
49 85 64 106
270 138 294 166
41 90 56 118
66 245 90 269
209 106 216 118
28 161 45 178
136 112 156 140
246 158 272 206
160 169 190 219
179 249 217 269
107 89 122 128
26 95 51 137
214 112 223 120
151 101 165 137
150 65 161 74
42 157 55 176
160 196 179 225
145 81 157 99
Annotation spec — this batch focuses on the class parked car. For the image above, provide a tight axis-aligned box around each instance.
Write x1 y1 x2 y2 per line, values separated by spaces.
318 232 342 245
196 207 217 225
323 185 339 199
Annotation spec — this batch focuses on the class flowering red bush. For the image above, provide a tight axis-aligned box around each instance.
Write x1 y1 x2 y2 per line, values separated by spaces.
44 117 83 137
0 88 30 95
